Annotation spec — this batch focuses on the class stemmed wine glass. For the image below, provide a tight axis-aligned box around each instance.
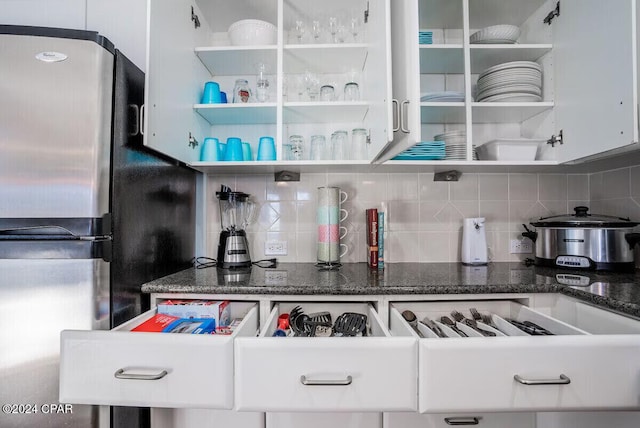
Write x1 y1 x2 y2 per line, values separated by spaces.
293 20 306 44
328 16 338 43
349 15 362 42
311 19 323 43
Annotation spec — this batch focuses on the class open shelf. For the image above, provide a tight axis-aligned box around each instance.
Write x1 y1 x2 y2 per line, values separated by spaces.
419 45 465 74
471 102 553 123
283 44 369 73
194 103 277 125
283 102 369 123
420 103 466 123
469 44 553 74
195 46 277 75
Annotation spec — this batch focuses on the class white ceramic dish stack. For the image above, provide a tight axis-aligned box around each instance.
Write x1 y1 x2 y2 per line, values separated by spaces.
475 61 543 102
470 24 521 44
434 130 477 160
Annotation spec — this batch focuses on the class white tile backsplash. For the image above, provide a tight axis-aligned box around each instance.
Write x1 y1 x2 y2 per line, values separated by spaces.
204 167 639 264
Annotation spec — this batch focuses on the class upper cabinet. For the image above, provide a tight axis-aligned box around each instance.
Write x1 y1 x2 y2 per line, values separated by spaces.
143 0 393 171
382 0 639 167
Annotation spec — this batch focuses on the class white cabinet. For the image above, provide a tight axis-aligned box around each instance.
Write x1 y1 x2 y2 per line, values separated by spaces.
0 0 86 29
389 295 640 413
234 302 417 412
384 411 536 428
384 0 639 166
144 0 393 170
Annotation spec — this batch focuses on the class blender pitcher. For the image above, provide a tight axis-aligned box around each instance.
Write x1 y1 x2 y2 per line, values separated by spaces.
216 185 255 268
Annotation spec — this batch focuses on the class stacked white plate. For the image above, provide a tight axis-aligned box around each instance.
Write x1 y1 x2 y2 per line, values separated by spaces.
434 130 477 160
475 61 542 102
420 91 465 102
470 25 520 44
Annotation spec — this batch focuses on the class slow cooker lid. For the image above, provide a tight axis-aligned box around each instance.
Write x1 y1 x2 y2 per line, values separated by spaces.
530 206 639 228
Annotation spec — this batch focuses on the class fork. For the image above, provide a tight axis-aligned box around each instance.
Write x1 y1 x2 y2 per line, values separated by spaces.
451 310 496 337
480 313 497 328
440 315 468 337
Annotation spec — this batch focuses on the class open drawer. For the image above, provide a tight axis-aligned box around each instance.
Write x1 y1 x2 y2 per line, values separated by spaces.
60 301 258 409
234 302 417 412
389 297 640 413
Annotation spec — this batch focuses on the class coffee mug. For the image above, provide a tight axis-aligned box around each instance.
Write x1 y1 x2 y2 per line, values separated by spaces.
201 81 222 104
317 187 348 206
317 242 348 263
224 137 244 161
316 206 349 224
317 224 348 243
200 137 220 161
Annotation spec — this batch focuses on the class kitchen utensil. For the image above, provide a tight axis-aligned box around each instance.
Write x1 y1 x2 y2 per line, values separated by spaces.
461 217 488 265
333 312 367 337
440 316 468 337
304 311 333 337
215 184 255 268
256 136 276 161
401 310 425 338
523 206 640 271
289 306 311 336
506 318 553 335
420 316 447 338
450 310 496 337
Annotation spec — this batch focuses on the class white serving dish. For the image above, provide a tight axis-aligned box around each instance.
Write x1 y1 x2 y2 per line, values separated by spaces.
470 24 521 44
228 19 277 46
477 139 544 161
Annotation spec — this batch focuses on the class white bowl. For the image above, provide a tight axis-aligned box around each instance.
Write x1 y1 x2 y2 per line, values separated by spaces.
470 24 521 44
228 19 277 46
476 138 544 161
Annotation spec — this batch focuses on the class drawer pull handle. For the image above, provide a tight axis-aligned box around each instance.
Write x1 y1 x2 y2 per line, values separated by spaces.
300 375 352 386
514 374 571 385
444 417 480 426
114 368 168 381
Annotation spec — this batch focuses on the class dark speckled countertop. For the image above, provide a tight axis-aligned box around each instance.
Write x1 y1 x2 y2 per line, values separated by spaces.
142 262 640 318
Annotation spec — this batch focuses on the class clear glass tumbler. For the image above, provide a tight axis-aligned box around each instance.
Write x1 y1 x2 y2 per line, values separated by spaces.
351 128 368 160
330 130 349 160
285 135 304 160
310 135 327 160
344 81 360 101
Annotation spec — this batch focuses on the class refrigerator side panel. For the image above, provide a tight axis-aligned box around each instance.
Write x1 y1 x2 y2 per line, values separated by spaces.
0 259 108 428
0 33 113 218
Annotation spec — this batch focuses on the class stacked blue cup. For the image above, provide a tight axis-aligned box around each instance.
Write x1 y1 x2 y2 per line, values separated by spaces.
201 81 222 104
256 136 276 161
200 137 220 161
224 137 244 161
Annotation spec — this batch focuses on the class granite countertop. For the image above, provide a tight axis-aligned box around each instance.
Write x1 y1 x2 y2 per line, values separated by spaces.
142 262 640 318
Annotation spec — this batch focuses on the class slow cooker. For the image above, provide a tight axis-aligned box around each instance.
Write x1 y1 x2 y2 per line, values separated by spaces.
522 206 640 271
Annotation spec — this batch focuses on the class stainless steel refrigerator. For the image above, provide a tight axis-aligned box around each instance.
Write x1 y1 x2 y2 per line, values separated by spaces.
0 26 196 428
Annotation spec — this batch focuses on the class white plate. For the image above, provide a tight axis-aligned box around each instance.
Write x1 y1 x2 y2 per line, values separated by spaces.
478 93 543 102
478 70 542 84
470 25 520 44
471 39 519 44
476 84 542 99
477 76 542 92
478 61 542 79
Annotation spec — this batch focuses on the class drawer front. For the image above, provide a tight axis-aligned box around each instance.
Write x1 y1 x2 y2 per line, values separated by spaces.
267 412 382 428
419 335 640 412
235 303 417 412
384 412 536 428
60 305 258 408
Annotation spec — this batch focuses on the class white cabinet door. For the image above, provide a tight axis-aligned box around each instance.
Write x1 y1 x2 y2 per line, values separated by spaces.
267 412 381 428
376 0 421 163
60 303 258 409
554 0 638 162
144 0 210 163
384 411 536 428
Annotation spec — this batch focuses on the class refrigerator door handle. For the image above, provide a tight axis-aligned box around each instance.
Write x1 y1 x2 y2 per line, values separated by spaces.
139 103 145 136
128 104 140 137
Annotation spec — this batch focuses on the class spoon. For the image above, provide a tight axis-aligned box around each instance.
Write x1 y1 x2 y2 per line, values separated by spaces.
401 310 425 338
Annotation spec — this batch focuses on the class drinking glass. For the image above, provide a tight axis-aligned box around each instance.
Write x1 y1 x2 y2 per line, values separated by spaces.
293 20 306 44
351 128 368 160
255 62 270 102
233 79 251 103
330 130 349 160
349 15 362 42
285 135 304 160
200 137 220 161
304 71 320 101
344 81 360 101
311 20 323 43
256 136 277 161
320 85 335 101
224 137 244 161
310 135 327 160
328 16 339 43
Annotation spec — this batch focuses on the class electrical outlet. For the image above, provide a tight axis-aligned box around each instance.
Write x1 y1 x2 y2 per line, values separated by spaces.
510 239 533 254
265 240 288 256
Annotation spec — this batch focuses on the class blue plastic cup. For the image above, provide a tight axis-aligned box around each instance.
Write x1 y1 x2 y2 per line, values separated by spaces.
201 81 222 104
224 137 244 161
200 137 220 161
256 136 276 161
218 142 226 160
242 142 253 161
220 91 228 103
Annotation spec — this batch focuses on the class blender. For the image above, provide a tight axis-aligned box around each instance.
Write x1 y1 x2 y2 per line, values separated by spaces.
216 185 254 269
